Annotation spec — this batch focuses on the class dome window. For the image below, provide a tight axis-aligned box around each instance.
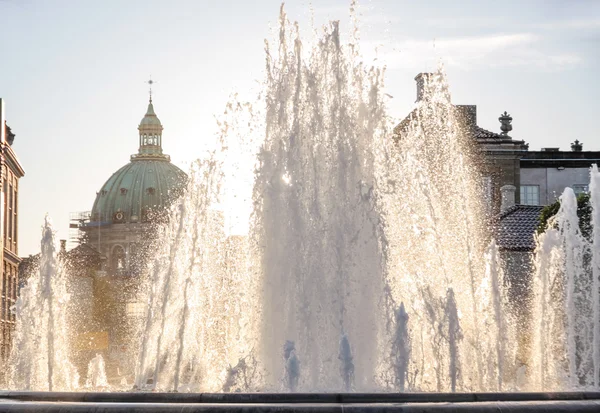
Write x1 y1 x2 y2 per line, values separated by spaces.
147 187 156 195
100 189 108 196
113 209 125 223
120 188 128 195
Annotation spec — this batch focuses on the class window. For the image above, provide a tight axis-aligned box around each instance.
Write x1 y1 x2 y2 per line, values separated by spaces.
8 184 12 241
573 184 589 196
126 302 146 318
520 185 540 206
3 179 7 244
112 245 126 274
13 186 18 247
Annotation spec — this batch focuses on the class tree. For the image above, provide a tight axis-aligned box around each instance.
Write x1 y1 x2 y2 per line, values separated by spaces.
538 193 591 239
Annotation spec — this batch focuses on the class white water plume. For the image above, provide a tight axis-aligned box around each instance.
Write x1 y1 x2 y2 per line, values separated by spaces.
378 70 515 392
135 4 516 393
531 166 600 390
135 152 258 392
8 217 79 391
11 3 597 394
86 354 109 389
251 4 389 391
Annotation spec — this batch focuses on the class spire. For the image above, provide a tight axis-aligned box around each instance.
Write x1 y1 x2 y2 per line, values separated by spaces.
132 81 170 162
146 77 155 103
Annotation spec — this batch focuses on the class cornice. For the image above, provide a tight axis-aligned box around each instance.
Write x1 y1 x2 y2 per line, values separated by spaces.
2 144 25 177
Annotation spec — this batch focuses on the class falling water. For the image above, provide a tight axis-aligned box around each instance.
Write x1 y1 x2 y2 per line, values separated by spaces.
134 4 514 393
86 354 109 389
9 217 79 391
283 341 300 392
391 303 410 391
591 165 600 387
339 335 355 391
8 3 600 395
531 222 563 389
134 142 259 392
252 4 388 391
531 165 600 390
486 240 509 391
377 70 515 391
445 289 461 393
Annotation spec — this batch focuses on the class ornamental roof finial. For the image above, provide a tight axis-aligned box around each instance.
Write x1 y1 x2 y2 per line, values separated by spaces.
498 111 513 136
146 77 155 103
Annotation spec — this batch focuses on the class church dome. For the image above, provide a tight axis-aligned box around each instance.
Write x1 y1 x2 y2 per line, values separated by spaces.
90 98 187 223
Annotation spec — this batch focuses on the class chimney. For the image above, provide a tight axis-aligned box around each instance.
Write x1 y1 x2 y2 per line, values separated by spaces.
500 185 516 213
60 239 67 253
571 139 583 152
415 73 434 102
455 105 477 134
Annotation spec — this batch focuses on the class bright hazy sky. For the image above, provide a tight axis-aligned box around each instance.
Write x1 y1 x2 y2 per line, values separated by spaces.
1 0 599 256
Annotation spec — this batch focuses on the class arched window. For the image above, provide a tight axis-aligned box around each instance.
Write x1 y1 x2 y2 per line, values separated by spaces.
112 245 126 274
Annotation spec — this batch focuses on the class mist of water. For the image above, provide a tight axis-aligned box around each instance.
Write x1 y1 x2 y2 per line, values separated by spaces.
133 4 516 393
250 4 388 391
8 3 558 394
531 165 600 390
86 354 109 389
134 157 258 392
8 217 79 391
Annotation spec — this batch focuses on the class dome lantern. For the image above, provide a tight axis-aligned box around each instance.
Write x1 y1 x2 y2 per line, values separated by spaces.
132 79 170 161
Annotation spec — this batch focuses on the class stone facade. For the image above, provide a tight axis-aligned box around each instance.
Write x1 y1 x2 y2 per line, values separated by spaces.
519 147 600 206
0 99 25 372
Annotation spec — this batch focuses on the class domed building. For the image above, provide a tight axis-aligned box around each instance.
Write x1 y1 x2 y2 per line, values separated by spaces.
69 95 187 381
82 97 187 275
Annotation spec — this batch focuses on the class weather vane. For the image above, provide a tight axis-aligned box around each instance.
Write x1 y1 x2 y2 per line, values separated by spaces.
146 77 156 103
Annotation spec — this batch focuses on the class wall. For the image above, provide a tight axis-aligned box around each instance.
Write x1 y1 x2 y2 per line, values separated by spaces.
521 167 590 205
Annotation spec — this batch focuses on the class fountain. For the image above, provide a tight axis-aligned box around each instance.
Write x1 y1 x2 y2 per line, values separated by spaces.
251 5 388 391
85 354 108 390
127 6 514 392
4 2 600 411
8 217 78 391
530 165 600 390
391 303 410 391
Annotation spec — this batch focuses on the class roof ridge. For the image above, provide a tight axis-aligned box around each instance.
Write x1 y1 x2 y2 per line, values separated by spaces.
498 204 520 219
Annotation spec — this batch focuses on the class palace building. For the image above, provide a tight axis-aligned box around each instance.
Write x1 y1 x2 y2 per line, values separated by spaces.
0 99 25 371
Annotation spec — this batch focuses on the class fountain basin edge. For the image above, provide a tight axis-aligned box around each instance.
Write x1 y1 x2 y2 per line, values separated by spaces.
1 391 600 403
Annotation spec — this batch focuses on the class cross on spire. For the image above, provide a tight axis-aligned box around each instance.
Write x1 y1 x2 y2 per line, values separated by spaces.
146 77 156 103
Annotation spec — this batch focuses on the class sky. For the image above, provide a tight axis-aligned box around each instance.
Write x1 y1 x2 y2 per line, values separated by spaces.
1 0 599 256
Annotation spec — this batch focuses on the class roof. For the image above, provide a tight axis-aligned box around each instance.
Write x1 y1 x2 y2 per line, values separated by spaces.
90 99 187 223
520 150 600 168
91 159 187 223
474 126 502 139
140 102 162 126
496 205 545 251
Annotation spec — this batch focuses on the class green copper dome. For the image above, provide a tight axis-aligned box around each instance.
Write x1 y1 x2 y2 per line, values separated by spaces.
90 99 187 223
